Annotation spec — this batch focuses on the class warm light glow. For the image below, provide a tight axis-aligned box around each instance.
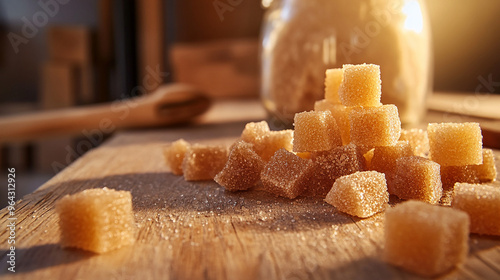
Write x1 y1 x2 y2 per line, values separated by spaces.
262 0 273 8
402 0 424 33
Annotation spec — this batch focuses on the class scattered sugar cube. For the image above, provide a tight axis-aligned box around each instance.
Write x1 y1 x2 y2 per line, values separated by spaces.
182 144 228 181
306 144 367 197
214 141 264 191
56 188 135 253
452 183 500 236
428 122 483 166
324 171 388 218
163 139 190 175
339 64 382 107
475 148 497 182
240 121 293 161
293 110 342 152
399 128 429 157
349 105 401 147
324 68 343 104
371 141 412 190
261 149 314 199
393 156 442 204
384 200 469 277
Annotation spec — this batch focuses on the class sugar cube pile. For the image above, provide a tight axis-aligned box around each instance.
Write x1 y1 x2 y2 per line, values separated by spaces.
158 63 498 276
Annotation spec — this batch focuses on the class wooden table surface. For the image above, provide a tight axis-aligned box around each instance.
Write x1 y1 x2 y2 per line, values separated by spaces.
1 100 500 280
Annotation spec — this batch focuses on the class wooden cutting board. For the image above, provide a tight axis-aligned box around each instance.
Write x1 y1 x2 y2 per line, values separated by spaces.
1 120 500 279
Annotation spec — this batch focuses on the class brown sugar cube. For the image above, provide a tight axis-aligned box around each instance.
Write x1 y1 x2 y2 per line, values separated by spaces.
384 200 469 277
241 121 270 144
441 165 480 189
474 148 497 182
214 141 264 191
256 130 294 161
56 188 135 253
315 101 351 145
371 141 412 190
182 144 228 181
399 128 429 157
392 156 442 204
293 110 342 152
163 139 190 175
452 183 500 236
324 171 388 218
324 68 343 104
261 148 314 199
330 104 351 145
240 121 293 161
440 165 479 205
440 149 496 205
306 144 366 197
428 122 483 166
349 105 401 147
339 64 382 107
441 148 497 189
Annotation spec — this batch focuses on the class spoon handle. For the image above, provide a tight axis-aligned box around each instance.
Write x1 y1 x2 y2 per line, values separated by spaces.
0 84 210 143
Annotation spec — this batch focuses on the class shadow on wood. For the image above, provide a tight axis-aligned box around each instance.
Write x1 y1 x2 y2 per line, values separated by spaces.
0 243 94 275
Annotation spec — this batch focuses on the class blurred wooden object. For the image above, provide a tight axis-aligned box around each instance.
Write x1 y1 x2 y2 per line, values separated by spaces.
136 0 165 93
38 62 77 173
39 25 97 173
41 62 77 108
48 26 92 64
96 0 113 102
0 84 210 143
0 103 38 171
170 39 260 99
47 25 95 104
427 92 500 120
174 0 263 42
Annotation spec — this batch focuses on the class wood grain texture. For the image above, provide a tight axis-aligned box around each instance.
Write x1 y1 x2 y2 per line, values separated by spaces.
1 121 500 279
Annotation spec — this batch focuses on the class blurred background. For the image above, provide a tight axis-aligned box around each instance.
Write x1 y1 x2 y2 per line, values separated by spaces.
0 0 499 205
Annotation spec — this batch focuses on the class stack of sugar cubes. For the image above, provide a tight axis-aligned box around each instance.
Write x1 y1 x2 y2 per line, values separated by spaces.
160 63 499 277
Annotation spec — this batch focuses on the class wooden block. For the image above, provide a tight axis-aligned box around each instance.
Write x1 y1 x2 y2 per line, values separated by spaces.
78 64 95 105
38 62 76 173
170 39 260 99
41 62 77 109
136 0 165 93
47 26 92 64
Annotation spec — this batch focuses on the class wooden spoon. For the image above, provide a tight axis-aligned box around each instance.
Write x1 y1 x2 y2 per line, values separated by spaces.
0 83 211 143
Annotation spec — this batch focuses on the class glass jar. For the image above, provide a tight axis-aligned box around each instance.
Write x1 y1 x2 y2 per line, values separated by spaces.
260 0 432 127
